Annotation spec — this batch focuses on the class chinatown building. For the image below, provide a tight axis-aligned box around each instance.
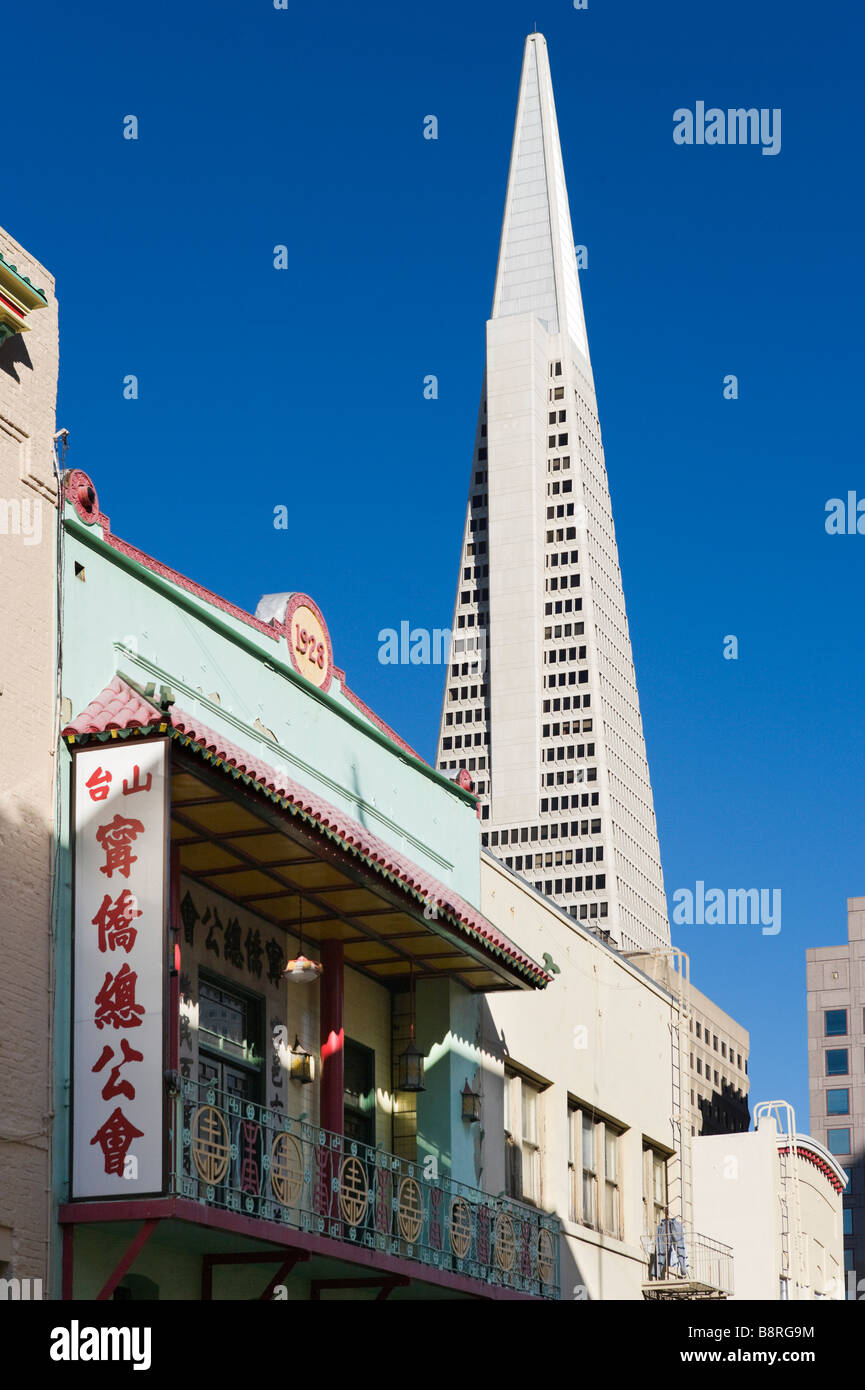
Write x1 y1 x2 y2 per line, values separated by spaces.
54 468 560 1301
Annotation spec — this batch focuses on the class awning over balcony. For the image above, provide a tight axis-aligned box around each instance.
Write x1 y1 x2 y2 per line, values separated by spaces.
63 677 551 992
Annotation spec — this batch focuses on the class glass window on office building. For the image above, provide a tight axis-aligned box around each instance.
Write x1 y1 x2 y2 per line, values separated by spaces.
825 1009 848 1036
827 1128 851 1156
827 1088 850 1116
826 1049 849 1076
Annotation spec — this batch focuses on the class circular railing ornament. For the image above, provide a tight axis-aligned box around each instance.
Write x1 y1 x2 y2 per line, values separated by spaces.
270 1132 304 1207
397 1177 424 1243
339 1155 369 1226
449 1197 472 1258
493 1212 516 1271
190 1105 230 1185
536 1227 555 1285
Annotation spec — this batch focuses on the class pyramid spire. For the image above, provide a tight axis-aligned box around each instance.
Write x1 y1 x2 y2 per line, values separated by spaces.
491 33 590 366
435 34 670 953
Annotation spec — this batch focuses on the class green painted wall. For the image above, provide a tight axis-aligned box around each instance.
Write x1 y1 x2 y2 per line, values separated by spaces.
53 501 487 1295
62 509 480 896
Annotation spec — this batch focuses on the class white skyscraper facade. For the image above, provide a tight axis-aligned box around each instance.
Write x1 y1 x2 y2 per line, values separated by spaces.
436 33 670 952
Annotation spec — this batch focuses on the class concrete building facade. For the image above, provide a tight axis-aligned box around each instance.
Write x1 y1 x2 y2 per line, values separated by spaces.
693 1103 846 1300
435 33 670 953
478 857 733 1299
0 225 58 1293
630 951 750 1140
807 896 865 1293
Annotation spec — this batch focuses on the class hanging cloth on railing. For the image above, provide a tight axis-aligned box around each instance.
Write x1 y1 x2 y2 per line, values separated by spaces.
656 1217 688 1277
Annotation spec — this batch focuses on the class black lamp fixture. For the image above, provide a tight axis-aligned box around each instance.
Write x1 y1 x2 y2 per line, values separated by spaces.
289 1035 315 1085
397 962 426 1093
461 1078 481 1123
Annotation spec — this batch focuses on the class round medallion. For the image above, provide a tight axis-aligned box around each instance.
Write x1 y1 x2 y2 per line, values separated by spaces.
449 1196 472 1258
284 593 333 693
493 1212 516 1271
397 1177 424 1243
270 1132 304 1207
536 1227 555 1284
339 1155 369 1226
190 1105 230 1184
65 469 99 524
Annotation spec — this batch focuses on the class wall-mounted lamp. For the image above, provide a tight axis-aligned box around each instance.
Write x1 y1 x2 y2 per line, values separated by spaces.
289 1036 315 1085
461 1078 481 1123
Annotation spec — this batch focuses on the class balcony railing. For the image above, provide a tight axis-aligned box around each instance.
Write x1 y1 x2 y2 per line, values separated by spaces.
170 1078 560 1299
642 1223 733 1299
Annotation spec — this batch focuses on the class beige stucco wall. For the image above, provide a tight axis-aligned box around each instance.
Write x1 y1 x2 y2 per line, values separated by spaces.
343 964 392 1149
479 854 676 1299
0 226 58 1288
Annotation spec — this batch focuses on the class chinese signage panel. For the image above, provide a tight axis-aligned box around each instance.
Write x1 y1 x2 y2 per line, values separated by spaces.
72 740 168 1199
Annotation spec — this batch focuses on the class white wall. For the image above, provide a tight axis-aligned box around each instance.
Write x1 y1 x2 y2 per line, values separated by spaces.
479 853 675 1299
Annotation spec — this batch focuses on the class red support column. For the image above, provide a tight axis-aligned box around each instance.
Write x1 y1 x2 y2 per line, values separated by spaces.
319 940 344 1135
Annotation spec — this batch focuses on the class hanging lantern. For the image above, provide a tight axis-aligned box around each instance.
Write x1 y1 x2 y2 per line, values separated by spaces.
461 1078 481 1123
284 954 322 984
289 1035 315 1084
282 893 322 984
397 1039 426 1093
397 962 426 1092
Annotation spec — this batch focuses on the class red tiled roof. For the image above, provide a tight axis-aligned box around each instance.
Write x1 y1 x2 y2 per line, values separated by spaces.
61 675 165 736
777 1145 846 1194
62 678 550 988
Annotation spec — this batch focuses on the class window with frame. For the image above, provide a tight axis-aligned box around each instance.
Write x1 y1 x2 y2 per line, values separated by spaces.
504 1069 545 1205
827 1088 850 1115
197 975 263 1103
826 1049 849 1076
827 1128 851 1156
825 1009 847 1036
642 1145 669 1235
568 1102 623 1238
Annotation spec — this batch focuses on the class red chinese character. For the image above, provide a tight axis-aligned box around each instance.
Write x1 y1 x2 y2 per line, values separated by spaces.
91 889 142 954
94 962 145 1030
95 814 144 879
122 764 153 796
89 1107 143 1176
91 1038 144 1101
85 767 112 802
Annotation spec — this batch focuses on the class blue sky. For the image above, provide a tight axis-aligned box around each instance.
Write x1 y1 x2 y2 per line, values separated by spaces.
6 0 864 1130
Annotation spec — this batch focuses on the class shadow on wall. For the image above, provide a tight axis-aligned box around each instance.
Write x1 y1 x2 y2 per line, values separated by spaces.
478 996 594 1302
0 794 56 1289
0 330 32 384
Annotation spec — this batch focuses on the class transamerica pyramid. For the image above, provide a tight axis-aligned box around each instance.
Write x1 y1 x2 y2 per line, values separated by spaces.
435 32 670 952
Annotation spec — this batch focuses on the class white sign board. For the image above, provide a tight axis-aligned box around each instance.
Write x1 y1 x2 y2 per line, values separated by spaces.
72 740 168 1198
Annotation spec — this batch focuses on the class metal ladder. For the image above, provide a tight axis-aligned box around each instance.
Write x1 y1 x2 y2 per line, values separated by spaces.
754 1100 806 1298
650 947 692 1229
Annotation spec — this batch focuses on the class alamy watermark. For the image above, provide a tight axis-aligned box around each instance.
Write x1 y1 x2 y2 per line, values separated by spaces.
671 882 781 936
673 103 781 157
825 493 865 534
0 1277 43 1300
0 495 42 546
378 622 487 673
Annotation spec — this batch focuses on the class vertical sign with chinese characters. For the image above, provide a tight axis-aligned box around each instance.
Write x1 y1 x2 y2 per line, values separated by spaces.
72 740 168 1198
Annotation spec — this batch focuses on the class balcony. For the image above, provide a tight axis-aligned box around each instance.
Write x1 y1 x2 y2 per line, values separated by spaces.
641 1224 733 1300
171 1077 561 1299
